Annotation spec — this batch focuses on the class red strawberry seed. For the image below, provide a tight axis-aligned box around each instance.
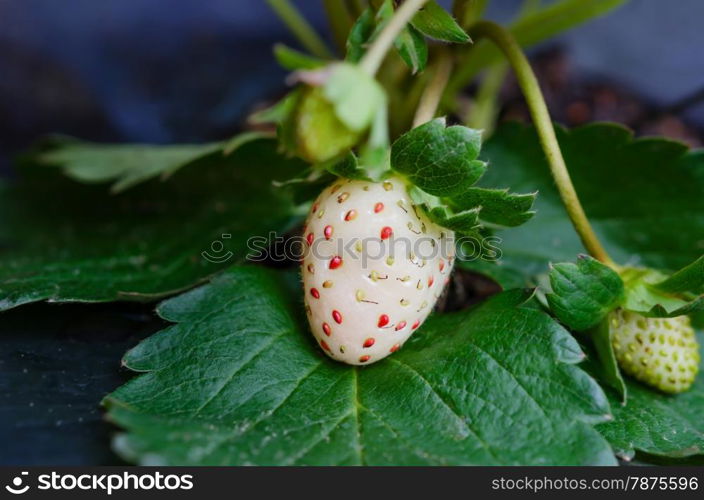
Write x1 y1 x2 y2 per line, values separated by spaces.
323 225 333 240
332 310 343 324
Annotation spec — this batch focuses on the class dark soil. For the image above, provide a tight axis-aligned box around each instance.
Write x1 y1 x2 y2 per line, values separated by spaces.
500 48 704 147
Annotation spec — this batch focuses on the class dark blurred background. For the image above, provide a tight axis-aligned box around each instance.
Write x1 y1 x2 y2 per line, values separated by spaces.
1 0 703 465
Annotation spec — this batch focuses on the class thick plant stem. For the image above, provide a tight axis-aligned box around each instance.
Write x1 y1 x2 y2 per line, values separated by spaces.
466 62 508 134
470 21 615 266
359 0 429 76
323 0 353 54
453 0 489 28
346 0 366 18
413 51 454 127
267 0 334 59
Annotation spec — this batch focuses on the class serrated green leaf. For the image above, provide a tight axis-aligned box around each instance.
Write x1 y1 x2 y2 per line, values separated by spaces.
346 8 375 63
547 255 624 331
105 267 615 466
374 0 428 73
34 137 223 193
428 206 480 234
449 187 536 227
273 44 326 70
0 139 303 311
593 332 704 460
479 123 704 283
411 1 471 43
391 118 485 197
393 23 428 74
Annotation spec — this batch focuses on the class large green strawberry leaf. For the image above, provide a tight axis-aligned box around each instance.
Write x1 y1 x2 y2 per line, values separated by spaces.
477 122 704 281
104 266 616 466
32 136 224 193
0 139 303 311
593 332 704 460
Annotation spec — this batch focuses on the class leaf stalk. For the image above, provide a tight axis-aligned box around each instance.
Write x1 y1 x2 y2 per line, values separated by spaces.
469 21 615 267
267 0 334 59
359 0 429 76
413 50 454 127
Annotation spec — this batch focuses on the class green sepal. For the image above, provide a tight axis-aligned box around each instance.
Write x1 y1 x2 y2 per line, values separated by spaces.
449 187 537 227
321 63 386 133
409 186 481 236
588 318 628 403
294 85 363 163
391 118 485 197
322 153 370 181
272 166 334 206
652 255 704 296
546 255 624 331
248 89 302 158
273 44 326 70
621 262 704 318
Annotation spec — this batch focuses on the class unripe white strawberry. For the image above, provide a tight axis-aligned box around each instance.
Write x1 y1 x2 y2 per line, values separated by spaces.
302 177 455 365
610 309 700 394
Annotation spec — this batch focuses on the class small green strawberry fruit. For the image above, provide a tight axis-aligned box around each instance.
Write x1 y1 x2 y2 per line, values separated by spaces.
610 309 700 394
295 87 363 163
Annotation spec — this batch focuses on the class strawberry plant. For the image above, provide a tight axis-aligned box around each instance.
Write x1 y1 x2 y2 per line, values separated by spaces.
2 0 703 465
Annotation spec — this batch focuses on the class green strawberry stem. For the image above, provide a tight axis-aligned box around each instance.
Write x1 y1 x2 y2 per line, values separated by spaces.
465 62 508 134
469 20 615 267
359 0 430 76
413 50 454 127
453 0 489 29
347 0 365 18
266 0 334 59
322 0 354 54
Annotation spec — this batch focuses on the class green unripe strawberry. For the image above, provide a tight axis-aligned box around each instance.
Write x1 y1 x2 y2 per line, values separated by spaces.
295 86 363 163
609 309 700 394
